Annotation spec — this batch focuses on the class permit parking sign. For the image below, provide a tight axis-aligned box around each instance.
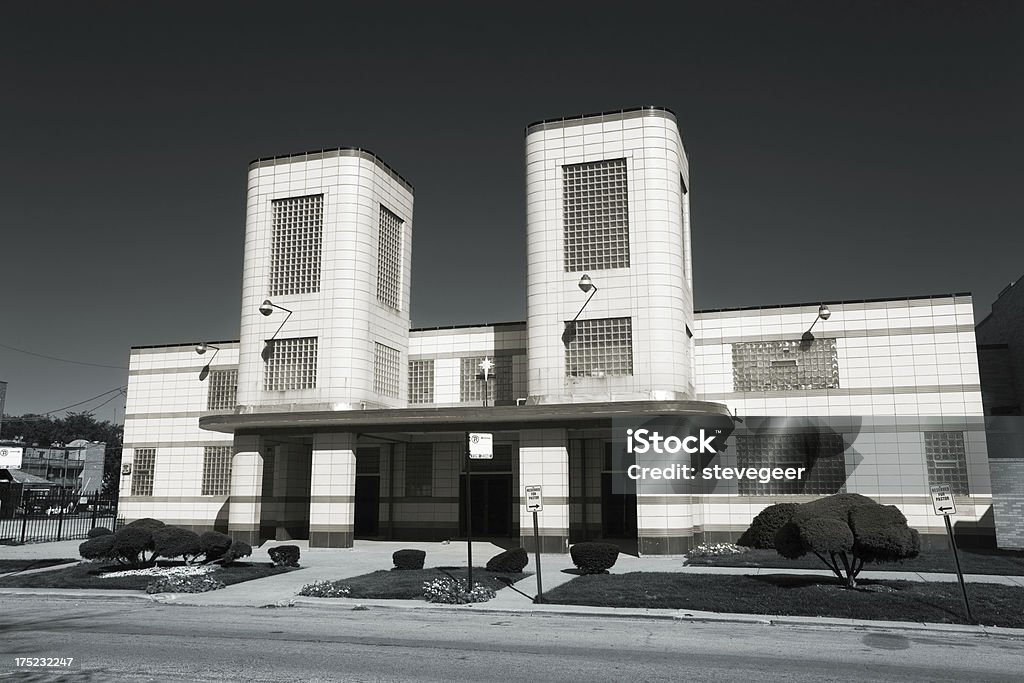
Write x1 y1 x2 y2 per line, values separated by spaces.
930 484 956 516
468 432 493 459
0 446 23 469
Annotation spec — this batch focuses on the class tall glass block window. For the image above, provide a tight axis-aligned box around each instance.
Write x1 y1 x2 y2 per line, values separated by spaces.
201 446 233 496
377 205 403 310
269 194 323 296
925 431 969 495
207 369 237 410
732 339 839 391
459 356 513 403
736 433 847 495
264 337 318 391
131 448 156 496
565 317 633 378
563 158 629 271
408 359 434 405
405 443 433 497
374 342 401 398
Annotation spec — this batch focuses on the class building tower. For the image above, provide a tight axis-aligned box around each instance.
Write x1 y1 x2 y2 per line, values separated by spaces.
236 149 414 413
524 107 694 404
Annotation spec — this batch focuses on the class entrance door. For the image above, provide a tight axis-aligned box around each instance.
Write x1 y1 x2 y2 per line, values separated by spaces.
354 475 380 537
460 473 512 538
601 473 637 539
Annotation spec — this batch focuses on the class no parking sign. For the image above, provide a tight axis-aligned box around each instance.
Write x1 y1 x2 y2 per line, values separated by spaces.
0 446 23 469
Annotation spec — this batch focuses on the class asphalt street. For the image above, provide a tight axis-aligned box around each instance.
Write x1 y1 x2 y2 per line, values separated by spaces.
0 597 1021 682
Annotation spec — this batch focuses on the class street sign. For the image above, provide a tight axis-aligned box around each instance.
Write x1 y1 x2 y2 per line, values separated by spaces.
525 485 543 512
0 446 23 470
468 432 493 459
930 484 957 516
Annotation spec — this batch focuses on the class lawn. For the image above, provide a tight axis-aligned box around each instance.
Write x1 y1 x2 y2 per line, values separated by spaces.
0 561 297 590
0 559 77 573
684 547 1024 576
312 567 527 600
542 572 1024 628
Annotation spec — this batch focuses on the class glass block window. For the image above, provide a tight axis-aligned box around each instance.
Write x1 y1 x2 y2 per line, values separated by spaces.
405 443 433 497
269 194 323 297
374 342 401 398
408 359 434 405
925 431 969 495
131 448 155 496
201 446 233 496
207 369 238 410
733 338 839 391
563 158 629 271
377 205 403 310
460 356 513 403
565 317 633 378
736 433 847 495
264 337 318 391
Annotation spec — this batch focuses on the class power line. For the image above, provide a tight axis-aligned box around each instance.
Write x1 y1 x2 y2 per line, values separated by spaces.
4 387 128 420
0 342 128 369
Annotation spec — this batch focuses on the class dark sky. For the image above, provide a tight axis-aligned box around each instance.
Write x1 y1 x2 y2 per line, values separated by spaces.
1 1 1021 421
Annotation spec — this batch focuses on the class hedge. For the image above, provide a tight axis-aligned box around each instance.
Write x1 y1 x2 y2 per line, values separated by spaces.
393 549 426 570
485 547 528 573
569 542 619 574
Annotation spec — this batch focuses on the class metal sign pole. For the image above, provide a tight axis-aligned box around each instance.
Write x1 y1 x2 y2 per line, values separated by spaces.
533 510 544 603
944 514 974 623
466 432 473 590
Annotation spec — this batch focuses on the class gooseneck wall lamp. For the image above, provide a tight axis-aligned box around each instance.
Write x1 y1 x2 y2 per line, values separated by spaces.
801 304 832 344
562 274 599 347
259 299 293 361
195 342 220 381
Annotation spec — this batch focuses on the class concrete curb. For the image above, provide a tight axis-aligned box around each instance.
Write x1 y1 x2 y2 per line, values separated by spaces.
3 587 1023 640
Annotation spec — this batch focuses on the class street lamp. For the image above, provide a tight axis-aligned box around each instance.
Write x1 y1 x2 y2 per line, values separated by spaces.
801 304 832 345
562 274 600 347
259 299 293 361
476 358 495 407
195 342 220 381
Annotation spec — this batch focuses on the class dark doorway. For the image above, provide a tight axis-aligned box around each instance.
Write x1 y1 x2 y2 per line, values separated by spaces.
354 447 381 538
460 473 513 538
601 473 637 539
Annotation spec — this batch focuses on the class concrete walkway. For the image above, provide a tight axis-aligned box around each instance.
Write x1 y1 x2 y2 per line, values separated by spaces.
2 540 1024 634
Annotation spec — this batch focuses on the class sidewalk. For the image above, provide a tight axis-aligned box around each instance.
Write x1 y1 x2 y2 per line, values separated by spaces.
3 539 1024 638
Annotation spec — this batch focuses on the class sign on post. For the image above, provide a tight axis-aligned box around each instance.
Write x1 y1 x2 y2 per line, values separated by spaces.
468 432 493 459
525 485 543 512
0 446 23 470
930 484 957 516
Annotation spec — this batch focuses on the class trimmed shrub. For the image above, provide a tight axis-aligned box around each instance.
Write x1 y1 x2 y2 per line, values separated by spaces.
152 527 203 564
737 503 799 549
87 526 112 538
146 573 225 594
393 549 426 570
269 545 301 568
486 547 528 573
569 542 619 574
199 531 233 562
299 580 351 598
111 526 156 567
79 534 116 561
221 539 252 565
422 576 495 604
772 493 920 587
124 517 166 531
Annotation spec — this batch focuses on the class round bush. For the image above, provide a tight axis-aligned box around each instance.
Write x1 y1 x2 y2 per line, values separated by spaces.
569 542 619 574
222 539 252 565
152 527 203 562
393 549 426 570
79 534 115 561
485 547 528 573
737 503 798 549
87 526 112 538
269 545 301 567
112 526 155 566
123 517 166 531
199 531 233 561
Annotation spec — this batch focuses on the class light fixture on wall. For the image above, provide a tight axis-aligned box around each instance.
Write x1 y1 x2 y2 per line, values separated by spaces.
259 299 293 361
562 274 599 347
195 342 220 381
801 304 832 345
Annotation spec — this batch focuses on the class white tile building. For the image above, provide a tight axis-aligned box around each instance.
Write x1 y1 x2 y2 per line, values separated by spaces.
119 108 996 553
